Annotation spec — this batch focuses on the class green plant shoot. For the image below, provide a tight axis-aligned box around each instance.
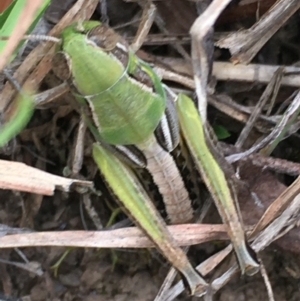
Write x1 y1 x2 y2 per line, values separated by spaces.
0 91 33 147
0 0 50 56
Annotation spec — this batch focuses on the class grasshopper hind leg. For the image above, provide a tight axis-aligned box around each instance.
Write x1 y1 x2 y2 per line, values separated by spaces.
154 86 180 152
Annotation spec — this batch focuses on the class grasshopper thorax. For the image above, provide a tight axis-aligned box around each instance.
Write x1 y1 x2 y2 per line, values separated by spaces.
50 21 166 146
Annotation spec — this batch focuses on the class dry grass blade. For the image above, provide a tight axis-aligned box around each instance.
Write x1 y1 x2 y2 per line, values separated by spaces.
213 62 300 87
190 0 233 120
252 193 300 250
34 82 69 107
221 142 300 176
154 267 178 301
0 159 92 195
209 93 289 135
142 53 300 88
259 259 275 301
0 258 43 276
0 224 227 249
189 0 231 120
235 67 284 148
251 175 300 236
190 0 232 41
150 58 300 88
226 90 300 163
130 2 156 52
216 0 300 64
153 65 195 89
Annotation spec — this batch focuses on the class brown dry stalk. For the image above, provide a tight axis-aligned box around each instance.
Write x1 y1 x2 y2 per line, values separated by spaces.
0 224 227 249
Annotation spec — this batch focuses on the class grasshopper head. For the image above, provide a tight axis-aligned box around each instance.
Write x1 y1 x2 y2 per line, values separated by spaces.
52 21 103 81
87 24 122 52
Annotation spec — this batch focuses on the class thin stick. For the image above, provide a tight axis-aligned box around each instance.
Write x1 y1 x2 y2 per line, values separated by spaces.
139 52 300 89
130 2 157 52
213 62 300 87
0 224 228 249
259 258 275 301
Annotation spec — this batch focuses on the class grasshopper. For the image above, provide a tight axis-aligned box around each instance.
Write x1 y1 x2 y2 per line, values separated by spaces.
51 20 207 296
18 20 259 295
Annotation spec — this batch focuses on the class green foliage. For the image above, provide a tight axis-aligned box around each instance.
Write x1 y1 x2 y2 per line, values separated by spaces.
0 0 51 58
0 92 34 147
213 124 231 139
0 0 50 146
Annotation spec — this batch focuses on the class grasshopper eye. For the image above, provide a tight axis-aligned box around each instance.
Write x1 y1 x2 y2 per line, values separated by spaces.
87 24 119 51
52 51 72 81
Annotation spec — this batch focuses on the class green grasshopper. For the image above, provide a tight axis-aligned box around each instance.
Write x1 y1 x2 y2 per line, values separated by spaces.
47 20 259 295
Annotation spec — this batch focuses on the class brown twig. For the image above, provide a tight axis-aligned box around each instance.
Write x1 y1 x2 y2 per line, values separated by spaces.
0 224 227 249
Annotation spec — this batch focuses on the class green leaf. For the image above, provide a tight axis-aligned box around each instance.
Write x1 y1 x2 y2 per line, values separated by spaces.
0 0 51 57
0 92 34 147
213 124 231 140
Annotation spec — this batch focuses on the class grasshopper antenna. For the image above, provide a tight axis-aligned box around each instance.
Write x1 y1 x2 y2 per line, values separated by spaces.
0 34 60 43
